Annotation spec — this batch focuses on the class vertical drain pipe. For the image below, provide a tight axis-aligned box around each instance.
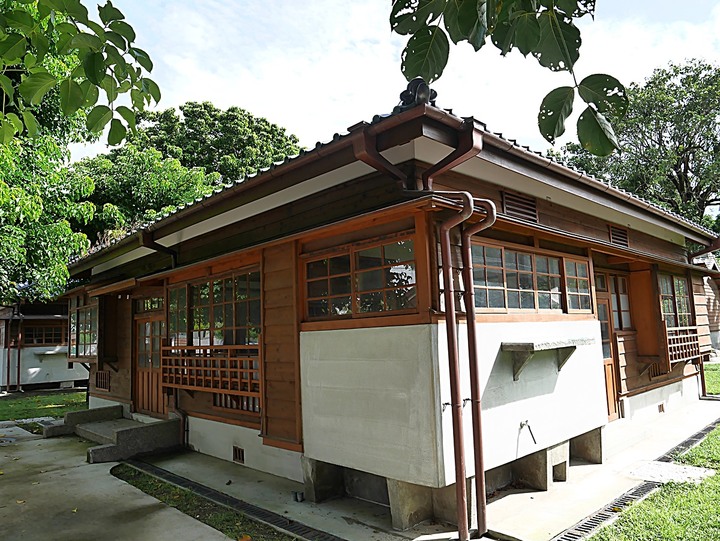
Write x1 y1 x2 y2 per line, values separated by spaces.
438 191 474 541
461 200 497 536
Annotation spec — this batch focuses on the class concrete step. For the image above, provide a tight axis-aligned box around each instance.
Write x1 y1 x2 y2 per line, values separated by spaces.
76 419 145 445
86 418 182 463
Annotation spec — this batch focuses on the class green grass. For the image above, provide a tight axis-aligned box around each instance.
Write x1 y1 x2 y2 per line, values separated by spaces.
0 391 87 421
112 464 298 541
589 426 720 541
704 364 720 395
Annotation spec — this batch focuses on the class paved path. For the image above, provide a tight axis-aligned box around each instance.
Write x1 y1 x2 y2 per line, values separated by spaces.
0 425 230 541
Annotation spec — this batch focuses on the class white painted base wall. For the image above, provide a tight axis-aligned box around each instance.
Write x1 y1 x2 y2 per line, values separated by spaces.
187 416 303 483
0 346 88 387
620 375 701 420
301 320 607 489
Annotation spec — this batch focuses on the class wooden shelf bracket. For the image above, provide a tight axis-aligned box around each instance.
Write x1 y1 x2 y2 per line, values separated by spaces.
501 338 596 381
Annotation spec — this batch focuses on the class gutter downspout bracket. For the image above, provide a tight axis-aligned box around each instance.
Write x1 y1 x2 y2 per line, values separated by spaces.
141 232 178 269
352 128 408 189
422 123 483 191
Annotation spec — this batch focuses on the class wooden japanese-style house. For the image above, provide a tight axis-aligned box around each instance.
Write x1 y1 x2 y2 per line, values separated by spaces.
64 82 718 534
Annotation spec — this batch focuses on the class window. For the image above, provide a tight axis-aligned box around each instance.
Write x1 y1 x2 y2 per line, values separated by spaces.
69 294 98 358
23 324 67 346
659 274 692 327
471 243 591 313
305 237 416 319
136 297 164 313
610 276 632 330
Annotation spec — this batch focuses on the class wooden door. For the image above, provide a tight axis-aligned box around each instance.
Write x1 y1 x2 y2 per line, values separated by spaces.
135 317 167 417
598 298 620 421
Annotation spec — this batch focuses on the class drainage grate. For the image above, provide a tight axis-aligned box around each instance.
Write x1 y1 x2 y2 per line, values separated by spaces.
553 416 720 540
125 459 350 541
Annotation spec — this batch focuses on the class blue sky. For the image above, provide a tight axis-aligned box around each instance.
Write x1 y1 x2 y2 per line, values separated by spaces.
73 1 720 159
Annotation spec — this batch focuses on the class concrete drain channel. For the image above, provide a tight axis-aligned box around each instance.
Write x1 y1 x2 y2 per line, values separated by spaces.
125 459 350 541
552 416 720 540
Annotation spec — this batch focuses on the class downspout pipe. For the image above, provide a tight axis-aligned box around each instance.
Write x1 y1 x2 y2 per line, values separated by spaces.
16 313 23 392
437 190 474 541
461 200 497 537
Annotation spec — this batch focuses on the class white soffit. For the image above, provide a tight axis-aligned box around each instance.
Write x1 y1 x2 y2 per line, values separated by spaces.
91 246 155 276
413 137 686 245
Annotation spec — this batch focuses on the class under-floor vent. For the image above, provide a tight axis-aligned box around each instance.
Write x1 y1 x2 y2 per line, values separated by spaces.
233 446 245 464
503 192 538 222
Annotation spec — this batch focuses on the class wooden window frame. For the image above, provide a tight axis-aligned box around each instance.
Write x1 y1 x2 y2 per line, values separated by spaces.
22 323 68 346
68 294 98 359
470 240 593 315
303 233 418 321
658 274 693 328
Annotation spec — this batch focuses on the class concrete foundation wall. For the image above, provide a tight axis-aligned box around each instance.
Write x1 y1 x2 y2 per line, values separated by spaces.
187 415 303 482
88 395 131 417
0 347 88 387
301 325 442 487
621 375 700 420
437 320 607 482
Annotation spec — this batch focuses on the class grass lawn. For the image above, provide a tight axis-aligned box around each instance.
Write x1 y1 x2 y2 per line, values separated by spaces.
704 364 720 395
112 464 299 541
0 391 87 421
589 427 720 541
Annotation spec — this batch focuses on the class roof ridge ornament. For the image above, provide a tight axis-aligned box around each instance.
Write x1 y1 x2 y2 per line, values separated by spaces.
393 78 437 113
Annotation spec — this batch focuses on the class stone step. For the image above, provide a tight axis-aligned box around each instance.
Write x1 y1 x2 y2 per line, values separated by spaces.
75 418 146 445
86 418 182 463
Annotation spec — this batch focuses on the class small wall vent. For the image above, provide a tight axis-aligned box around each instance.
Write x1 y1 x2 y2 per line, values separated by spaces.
232 446 245 464
95 370 111 391
503 192 538 223
609 225 629 247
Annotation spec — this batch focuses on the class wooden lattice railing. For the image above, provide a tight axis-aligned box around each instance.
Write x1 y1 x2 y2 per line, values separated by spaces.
160 345 261 399
665 325 701 364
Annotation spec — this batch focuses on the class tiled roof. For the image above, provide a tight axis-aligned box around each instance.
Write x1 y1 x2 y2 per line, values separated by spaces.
70 104 716 265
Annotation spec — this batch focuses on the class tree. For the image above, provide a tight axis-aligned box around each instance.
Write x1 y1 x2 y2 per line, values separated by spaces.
69 144 222 242
0 135 93 303
555 60 720 227
390 0 628 156
0 0 158 144
131 102 301 180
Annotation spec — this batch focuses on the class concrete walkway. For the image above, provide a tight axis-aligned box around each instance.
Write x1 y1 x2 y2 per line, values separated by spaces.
0 425 230 541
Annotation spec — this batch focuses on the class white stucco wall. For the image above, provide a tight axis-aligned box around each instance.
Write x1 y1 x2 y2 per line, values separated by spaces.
438 320 607 482
621 375 700 420
301 325 443 486
0 346 88 387
187 415 303 482
301 320 607 488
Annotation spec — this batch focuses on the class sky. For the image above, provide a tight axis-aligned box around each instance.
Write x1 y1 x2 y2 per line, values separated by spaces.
71 0 720 160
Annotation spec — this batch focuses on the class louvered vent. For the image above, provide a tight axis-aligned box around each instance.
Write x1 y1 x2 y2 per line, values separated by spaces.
609 225 629 247
503 192 538 222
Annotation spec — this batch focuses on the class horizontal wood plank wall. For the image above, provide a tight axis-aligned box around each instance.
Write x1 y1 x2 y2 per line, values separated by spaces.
433 172 688 263
262 242 301 448
615 331 637 394
706 278 720 335
90 296 132 402
692 274 713 355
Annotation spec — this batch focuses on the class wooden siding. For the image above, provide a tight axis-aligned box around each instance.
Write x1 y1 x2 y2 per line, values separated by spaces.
692 274 713 355
705 278 720 335
261 242 302 446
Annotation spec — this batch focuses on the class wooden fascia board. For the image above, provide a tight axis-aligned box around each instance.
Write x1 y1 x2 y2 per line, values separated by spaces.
479 142 712 245
86 278 137 296
69 233 144 276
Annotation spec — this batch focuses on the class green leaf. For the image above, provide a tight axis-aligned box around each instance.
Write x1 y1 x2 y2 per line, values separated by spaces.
46 0 89 22
131 88 144 110
129 47 153 72
24 52 36 68
70 32 104 51
556 0 578 16
59 78 84 115
86 104 112 133
533 10 580 71
21 110 38 137
538 86 574 144
99 1 125 25
141 77 161 103
116 105 136 130
5 10 35 33
101 74 118 102
578 73 628 117
0 119 16 144
54 22 77 35
443 0 466 44
30 31 49 61
391 0 446 35
79 79 99 107
0 74 14 102
0 33 27 61
105 31 126 50
486 0 497 31
18 72 57 105
108 20 136 43
577 106 619 156
401 24 450 83
5 113 22 133
84 20 107 41
82 51 106 85
104 44 126 69
512 12 541 55
107 118 126 145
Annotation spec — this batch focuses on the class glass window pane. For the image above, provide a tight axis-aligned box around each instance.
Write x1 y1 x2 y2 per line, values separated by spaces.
475 289 488 308
307 279 329 298
565 261 576 275
359 291 383 313
384 239 414 264
357 247 382 269
213 305 224 328
620 294 630 311
485 247 502 267
486 268 503 288
471 245 485 266
569 295 580 310
580 295 591 310
307 259 328 279
518 253 532 272
213 280 223 303
224 279 234 301
331 296 352 316
473 268 487 287
488 289 505 308
520 291 535 309
577 263 588 278
622 312 632 329
330 276 351 295
248 300 261 325
536 256 548 274
387 287 417 311
519 273 533 290
199 282 210 303
578 279 590 294
537 275 549 291
329 255 350 275
357 269 384 292
386 264 416 287
308 299 328 317
504 251 517 270
507 272 519 290
235 302 247 325
548 258 560 274
567 278 578 293
248 272 261 299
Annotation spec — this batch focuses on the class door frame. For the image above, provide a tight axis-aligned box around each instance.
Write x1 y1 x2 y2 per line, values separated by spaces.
133 314 167 417
596 295 621 421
